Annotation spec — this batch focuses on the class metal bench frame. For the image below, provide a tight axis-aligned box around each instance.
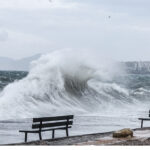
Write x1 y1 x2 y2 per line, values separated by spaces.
138 118 150 128
19 115 74 142
138 110 150 128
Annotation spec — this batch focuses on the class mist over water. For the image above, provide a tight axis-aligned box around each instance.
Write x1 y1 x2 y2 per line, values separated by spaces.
0 49 149 120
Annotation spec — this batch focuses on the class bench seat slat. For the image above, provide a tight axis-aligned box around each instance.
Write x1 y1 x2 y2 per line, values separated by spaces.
41 126 71 132
19 126 72 133
19 130 40 133
32 121 73 129
33 115 74 122
138 118 150 120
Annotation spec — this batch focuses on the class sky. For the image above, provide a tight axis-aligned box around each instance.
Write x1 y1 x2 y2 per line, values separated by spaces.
0 0 150 61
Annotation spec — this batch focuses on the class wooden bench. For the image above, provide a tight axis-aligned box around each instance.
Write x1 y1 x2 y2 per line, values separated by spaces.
138 110 150 128
19 115 74 142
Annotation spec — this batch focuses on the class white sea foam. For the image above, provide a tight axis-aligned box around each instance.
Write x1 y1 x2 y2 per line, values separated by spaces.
0 49 149 120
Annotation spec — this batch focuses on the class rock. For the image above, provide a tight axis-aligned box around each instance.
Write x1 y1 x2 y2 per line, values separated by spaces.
113 128 133 138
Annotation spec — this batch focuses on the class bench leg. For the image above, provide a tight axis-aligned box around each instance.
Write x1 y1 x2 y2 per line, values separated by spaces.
39 132 42 140
52 130 55 139
141 120 143 128
25 132 28 142
66 128 69 137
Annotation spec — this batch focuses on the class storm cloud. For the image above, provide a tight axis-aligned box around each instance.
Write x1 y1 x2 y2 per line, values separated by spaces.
0 0 150 61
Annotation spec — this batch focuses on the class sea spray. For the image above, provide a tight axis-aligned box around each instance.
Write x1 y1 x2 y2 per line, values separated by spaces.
0 49 149 119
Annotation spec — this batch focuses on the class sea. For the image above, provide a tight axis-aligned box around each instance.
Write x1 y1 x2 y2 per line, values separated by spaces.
0 50 150 144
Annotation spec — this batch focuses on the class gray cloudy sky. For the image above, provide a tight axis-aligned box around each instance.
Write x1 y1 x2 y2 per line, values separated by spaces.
0 0 150 61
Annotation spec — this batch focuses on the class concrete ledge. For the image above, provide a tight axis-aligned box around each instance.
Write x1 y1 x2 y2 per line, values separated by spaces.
5 127 150 146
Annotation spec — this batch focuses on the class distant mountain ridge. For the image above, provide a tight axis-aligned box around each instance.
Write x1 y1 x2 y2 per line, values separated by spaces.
0 54 41 71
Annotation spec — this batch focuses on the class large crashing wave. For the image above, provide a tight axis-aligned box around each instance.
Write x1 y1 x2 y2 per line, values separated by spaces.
0 50 149 119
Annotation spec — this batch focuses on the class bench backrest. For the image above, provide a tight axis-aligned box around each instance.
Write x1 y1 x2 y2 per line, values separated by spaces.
32 115 74 130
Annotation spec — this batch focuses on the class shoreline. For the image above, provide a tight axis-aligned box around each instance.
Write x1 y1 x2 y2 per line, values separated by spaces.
6 127 150 146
